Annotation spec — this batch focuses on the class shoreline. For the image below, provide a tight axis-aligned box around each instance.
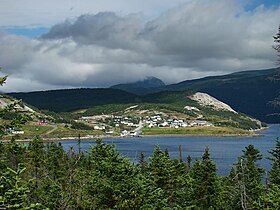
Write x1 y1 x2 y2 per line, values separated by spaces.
1 129 266 143
0 125 269 143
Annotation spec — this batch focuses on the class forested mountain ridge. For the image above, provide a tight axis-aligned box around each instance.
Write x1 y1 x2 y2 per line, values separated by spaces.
8 68 280 123
9 88 141 112
112 68 280 123
166 68 280 123
9 89 263 131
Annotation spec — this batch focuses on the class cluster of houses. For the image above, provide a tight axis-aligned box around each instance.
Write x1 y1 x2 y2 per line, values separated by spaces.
78 114 213 137
79 115 140 128
142 115 213 129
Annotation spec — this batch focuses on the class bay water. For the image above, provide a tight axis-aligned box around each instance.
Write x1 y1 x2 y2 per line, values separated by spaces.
60 124 280 176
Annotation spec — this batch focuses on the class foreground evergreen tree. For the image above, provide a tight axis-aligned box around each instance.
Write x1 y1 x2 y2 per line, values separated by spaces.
145 145 192 209
273 25 280 63
0 166 45 209
231 144 264 210
40 142 77 209
82 140 145 209
25 136 45 204
255 184 280 209
268 138 280 185
220 168 240 210
190 147 221 209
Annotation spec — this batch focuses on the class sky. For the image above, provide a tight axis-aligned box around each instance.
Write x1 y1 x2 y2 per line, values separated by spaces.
0 0 280 92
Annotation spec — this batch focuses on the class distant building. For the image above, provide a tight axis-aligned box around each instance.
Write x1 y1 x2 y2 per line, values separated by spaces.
37 119 48 126
105 130 114 134
191 120 213 127
94 125 105 130
11 130 24 134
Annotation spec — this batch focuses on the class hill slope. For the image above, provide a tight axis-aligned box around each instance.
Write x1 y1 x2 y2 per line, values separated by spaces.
81 90 262 130
166 68 280 123
106 68 280 123
8 68 280 123
9 88 262 130
9 88 141 112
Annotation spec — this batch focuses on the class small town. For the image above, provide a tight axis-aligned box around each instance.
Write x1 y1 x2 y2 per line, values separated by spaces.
78 114 213 137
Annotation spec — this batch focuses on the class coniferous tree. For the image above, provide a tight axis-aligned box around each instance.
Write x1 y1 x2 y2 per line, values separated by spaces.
3 138 26 170
0 166 46 209
145 145 192 209
190 147 221 209
25 136 45 203
273 25 280 63
232 144 264 210
39 142 70 208
138 152 147 173
82 140 144 209
147 145 172 191
268 138 280 185
255 184 280 209
220 168 240 210
186 155 192 171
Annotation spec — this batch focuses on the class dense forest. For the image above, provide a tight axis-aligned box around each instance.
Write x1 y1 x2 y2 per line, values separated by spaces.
0 136 279 209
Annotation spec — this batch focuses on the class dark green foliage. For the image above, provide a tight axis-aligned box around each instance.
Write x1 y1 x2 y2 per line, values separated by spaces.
0 100 29 137
7 68 280 123
145 145 192 209
8 88 261 130
268 138 280 185
138 152 147 173
9 88 141 112
228 144 265 209
273 25 280 63
70 121 92 130
0 137 279 209
190 147 221 209
255 184 280 209
81 141 145 209
0 166 46 209
167 68 280 123
83 103 135 115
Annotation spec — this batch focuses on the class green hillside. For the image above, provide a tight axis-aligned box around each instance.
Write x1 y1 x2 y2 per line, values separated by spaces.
8 89 262 130
8 68 279 128
167 68 280 123
109 68 280 123
9 88 141 112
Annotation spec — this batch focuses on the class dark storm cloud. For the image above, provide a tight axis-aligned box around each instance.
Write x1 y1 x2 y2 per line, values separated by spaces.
42 12 147 51
1 0 280 92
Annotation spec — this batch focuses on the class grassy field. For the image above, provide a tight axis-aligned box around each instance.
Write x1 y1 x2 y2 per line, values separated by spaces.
48 124 104 139
21 124 54 138
142 126 250 136
1 123 106 141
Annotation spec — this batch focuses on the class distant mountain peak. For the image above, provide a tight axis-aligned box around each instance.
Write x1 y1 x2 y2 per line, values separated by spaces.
133 76 165 88
110 76 166 95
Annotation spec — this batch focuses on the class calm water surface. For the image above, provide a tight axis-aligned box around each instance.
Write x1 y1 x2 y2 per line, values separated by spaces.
60 124 280 176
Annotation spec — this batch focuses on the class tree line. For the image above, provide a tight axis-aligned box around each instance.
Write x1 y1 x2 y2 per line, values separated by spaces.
0 136 279 209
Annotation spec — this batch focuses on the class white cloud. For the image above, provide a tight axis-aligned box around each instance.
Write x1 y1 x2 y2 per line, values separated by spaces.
0 0 279 92
0 0 191 27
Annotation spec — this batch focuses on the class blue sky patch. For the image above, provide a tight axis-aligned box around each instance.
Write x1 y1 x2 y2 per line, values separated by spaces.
245 0 280 11
4 27 49 38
